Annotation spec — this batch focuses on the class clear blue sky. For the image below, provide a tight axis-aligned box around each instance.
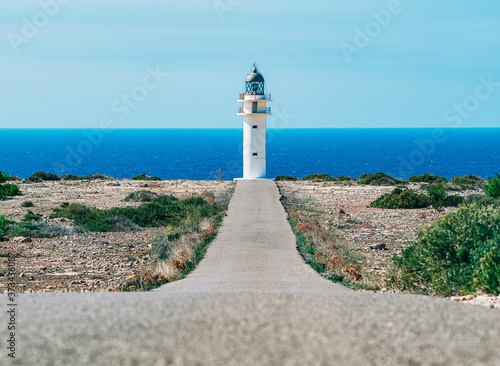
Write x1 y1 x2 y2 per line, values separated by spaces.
1 0 499 128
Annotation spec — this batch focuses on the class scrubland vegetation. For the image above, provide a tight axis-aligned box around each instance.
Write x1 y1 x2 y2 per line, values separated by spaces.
389 201 500 296
1 171 231 292
0 171 21 200
280 171 500 297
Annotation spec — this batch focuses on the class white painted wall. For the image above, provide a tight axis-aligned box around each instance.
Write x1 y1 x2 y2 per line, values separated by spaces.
240 93 271 179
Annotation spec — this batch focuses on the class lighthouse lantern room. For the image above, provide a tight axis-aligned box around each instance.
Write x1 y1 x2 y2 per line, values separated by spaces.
237 63 272 179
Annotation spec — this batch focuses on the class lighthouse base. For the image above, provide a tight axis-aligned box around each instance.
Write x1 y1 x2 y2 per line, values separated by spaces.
243 158 266 179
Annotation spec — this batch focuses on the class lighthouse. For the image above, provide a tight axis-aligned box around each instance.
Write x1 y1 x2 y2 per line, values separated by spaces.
237 63 272 179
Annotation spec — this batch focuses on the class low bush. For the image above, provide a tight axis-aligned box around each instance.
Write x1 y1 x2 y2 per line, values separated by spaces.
124 190 158 202
389 202 500 296
80 174 111 180
0 184 21 200
275 175 298 181
60 174 79 181
447 175 486 191
130 174 162 181
484 172 500 198
59 174 111 181
0 171 10 183
427 184 464 209
0 215 83 239
462 193 489 205
21 211 42 222
37 222 86 236
407 173 448 184
0 215 16 239
336 175 356 182
300 174 336 182
5 221 51 238
370 187 429 209
21 201 34 207
26 171 60 182
443 195 464 207
371 185 464 210
427 184 447 205
359 172 404 186
50 194 222 232
105 216 140 232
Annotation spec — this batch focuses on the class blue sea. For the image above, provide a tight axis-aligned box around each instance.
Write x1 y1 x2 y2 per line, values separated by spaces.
1 128 499 180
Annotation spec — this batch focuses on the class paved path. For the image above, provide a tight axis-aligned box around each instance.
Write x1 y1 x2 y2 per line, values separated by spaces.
4 180 500 365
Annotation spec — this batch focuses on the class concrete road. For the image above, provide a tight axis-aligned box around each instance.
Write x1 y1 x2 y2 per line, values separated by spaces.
3 180 500 365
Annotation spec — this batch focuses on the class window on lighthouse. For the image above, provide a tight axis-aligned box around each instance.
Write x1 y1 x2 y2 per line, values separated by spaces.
252 125 258 129
252 103 258 113
252 153 258 156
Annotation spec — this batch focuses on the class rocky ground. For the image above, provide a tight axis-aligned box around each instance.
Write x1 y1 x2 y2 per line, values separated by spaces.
0 179 233 293
277 181 500 310
2 178 499 310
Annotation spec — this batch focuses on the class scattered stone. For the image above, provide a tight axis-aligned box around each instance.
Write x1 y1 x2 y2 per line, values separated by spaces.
13 236 32 243
450 295 474 302
370 243 386 250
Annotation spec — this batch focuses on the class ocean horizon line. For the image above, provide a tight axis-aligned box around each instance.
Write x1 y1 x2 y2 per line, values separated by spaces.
1 127 500 130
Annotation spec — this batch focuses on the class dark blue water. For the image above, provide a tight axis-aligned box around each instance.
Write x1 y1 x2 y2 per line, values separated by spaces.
1 128 499 180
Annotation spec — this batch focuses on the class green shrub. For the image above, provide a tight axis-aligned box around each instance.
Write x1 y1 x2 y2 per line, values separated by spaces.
427 184 463 209
7 223 51 238
80 174 110 180
300 174 336 182
472 234 500 295
124 190 158 202
130 174 162 181
407 173 448 184
389 202 500 296
50 195 221 232
52 203 94 220
0 215 16 239
21 211 42 222
447 175 486 191
484 173 500 198
336 175 356 181
359 172 404 186
427 184 447 206
0 215 62 239
60 174 79 181
0 171 10 184
462 193 485 204
0 184 22 199
275 175 298 181
21 201 34 207
443 195 464 207
370 187 429 209
26 171 60 182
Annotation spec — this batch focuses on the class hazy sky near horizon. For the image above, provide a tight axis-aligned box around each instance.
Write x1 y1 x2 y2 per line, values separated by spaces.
1 0 499 129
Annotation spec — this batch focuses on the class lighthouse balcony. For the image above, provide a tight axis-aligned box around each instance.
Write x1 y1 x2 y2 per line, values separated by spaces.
238 93 272 102
237 107 272 115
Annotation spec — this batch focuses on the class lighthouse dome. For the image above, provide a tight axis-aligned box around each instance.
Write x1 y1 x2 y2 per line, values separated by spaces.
246 67 265 83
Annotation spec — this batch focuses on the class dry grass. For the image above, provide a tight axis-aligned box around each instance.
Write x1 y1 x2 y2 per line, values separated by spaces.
286 205 384 291
119 207 224 291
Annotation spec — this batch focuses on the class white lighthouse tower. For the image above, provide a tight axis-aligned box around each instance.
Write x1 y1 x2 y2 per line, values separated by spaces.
237 63 272 179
